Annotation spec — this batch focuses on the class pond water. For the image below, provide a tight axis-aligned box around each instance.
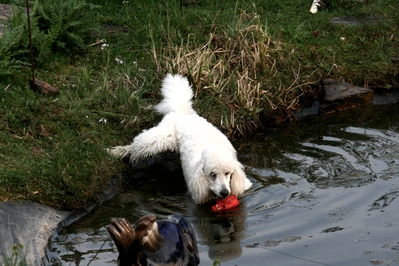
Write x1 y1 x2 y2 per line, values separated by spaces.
47 104 399 266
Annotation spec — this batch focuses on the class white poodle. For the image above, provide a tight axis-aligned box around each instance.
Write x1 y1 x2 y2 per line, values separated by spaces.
109 74 252 204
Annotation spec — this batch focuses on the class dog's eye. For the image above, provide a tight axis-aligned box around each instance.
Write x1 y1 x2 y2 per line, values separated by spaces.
225 172 230 176
210 172 217 178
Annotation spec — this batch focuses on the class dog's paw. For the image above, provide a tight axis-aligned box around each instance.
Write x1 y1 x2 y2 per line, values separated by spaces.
107 146 131 159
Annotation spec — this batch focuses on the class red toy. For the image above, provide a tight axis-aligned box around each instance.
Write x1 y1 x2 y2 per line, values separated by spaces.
212 195 240 212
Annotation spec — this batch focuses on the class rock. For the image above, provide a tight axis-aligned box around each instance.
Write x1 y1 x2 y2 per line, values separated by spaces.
296 100 321 118
30 78 59 95
372 89 399 105
297 81 399 117
323 80 374 102
320 79 374 114
0 201 71 266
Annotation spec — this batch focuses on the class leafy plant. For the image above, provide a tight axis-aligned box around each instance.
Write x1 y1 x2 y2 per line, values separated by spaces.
1 244 27 266
0 0 101 81
0 6 29 81
32 0 101 55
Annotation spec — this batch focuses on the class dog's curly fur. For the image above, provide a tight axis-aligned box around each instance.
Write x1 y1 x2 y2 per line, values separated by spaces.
109 74 252 204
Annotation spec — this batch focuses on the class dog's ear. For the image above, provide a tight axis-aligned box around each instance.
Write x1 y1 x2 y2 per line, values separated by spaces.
187 167 210 204
230 162 251 196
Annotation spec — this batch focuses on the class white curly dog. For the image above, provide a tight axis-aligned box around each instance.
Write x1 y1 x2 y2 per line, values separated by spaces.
109 74 252 204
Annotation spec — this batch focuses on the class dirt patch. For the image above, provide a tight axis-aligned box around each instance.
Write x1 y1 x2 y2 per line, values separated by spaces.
331 14 385 26
0 4 12 38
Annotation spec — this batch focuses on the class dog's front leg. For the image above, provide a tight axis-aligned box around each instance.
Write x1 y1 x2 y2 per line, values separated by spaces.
108 115 178 163
107 145 132 159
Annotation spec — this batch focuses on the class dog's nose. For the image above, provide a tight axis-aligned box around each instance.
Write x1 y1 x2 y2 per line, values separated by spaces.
220 189 229 198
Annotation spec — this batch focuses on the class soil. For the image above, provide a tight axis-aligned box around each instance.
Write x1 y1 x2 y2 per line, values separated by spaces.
0 4 13 38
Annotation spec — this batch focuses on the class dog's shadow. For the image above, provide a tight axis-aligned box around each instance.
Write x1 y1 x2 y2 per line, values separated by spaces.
122 151 185 189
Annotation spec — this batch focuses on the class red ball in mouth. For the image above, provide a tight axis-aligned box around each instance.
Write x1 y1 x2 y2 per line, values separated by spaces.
212 195 240 212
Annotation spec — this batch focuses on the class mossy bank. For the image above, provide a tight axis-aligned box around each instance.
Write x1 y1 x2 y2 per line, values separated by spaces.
0 0 398 211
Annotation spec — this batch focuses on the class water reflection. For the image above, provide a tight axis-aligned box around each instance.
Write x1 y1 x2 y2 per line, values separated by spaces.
194 204 247 262
49 104 399 265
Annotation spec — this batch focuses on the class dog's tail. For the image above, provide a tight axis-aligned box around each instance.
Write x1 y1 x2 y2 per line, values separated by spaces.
154 74 195 115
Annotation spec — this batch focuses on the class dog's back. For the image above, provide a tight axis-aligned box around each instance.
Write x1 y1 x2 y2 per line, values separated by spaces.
155 74 236 155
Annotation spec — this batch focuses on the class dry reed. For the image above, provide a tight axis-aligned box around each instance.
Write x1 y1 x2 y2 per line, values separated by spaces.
151 6 317 137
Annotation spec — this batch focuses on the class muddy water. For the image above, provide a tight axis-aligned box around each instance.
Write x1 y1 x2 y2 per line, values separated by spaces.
48 104 399 266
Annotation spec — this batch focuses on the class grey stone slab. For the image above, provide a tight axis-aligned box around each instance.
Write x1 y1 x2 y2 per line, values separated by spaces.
0 201 71 266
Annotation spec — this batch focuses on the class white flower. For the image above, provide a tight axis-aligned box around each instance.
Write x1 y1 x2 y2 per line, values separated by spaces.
115 58 123 64
101 43 109 50
100 39 108 49
99 118 107 123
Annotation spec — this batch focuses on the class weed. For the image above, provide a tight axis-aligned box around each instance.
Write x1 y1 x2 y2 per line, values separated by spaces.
1 244 27 266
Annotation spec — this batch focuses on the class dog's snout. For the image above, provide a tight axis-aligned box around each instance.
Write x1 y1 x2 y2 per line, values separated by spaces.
220 189 230 198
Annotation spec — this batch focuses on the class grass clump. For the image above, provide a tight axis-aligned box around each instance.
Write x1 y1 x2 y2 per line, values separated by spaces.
1 244 27 266
0 0 398 210
154 4 311 136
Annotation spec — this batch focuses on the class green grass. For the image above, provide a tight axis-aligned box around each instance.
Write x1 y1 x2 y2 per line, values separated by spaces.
0 0 398 210
1 244 27 266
